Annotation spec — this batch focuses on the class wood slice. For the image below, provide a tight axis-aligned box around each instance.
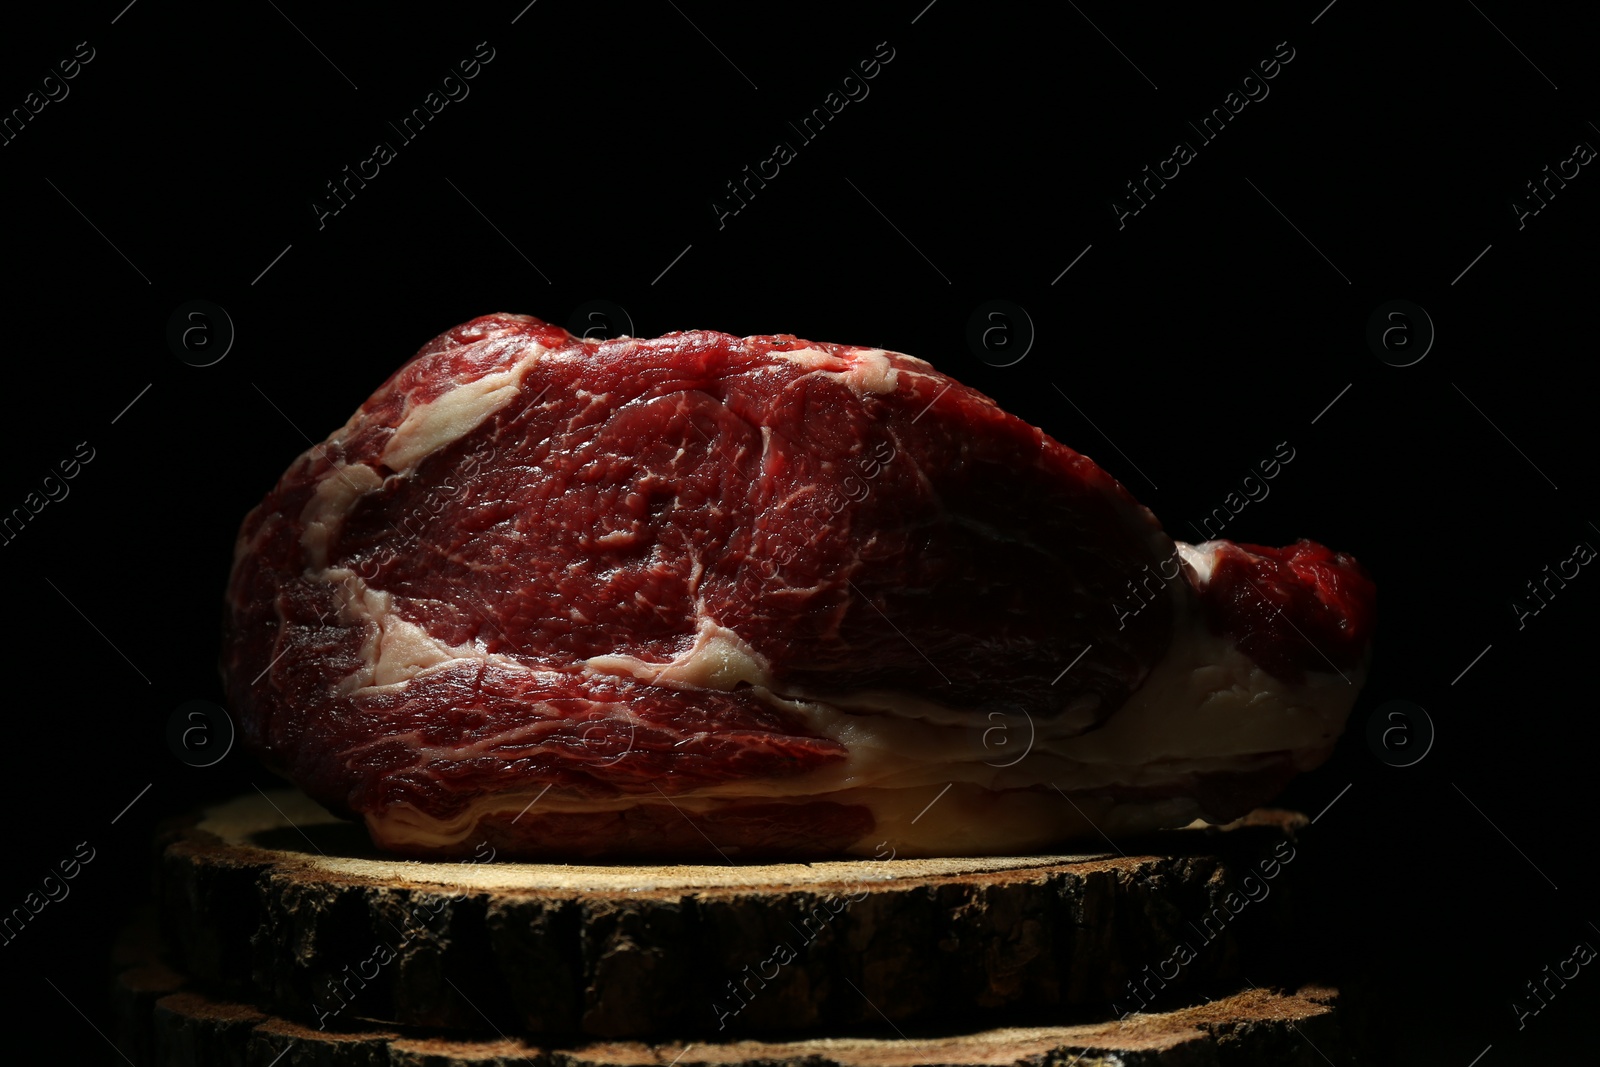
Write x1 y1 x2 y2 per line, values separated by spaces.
113 945 1352 1067
159 789 1313 1040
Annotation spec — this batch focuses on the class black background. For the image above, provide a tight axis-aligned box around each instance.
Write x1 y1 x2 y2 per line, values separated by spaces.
3 1 1596 1061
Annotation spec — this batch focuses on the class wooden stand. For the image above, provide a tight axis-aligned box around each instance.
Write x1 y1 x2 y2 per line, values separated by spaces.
113 934 1350 1066
155 789 1319 1043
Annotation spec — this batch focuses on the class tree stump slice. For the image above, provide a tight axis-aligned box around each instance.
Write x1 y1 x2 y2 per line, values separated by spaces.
112 948 1352 1067
158 789 1313 1040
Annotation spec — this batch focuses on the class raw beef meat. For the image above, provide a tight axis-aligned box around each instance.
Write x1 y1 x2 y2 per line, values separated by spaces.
223 313 1374 859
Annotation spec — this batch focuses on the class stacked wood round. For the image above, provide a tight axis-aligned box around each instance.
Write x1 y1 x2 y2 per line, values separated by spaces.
116 789 1352 1065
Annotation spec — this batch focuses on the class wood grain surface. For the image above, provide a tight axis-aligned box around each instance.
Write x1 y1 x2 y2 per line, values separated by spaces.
114 926 1350 1066
157 790 1314 1040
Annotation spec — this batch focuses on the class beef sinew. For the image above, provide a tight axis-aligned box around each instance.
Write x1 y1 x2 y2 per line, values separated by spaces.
224 313 1374 859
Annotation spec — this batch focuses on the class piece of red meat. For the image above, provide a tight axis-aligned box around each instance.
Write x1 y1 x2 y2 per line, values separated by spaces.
223 313 1373 859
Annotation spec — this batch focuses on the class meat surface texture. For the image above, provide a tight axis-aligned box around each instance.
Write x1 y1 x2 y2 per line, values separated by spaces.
224 313 1375 859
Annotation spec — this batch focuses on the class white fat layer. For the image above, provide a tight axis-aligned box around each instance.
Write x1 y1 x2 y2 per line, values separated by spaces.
363 783 1207 858
785 575 1355 796
341 548 1357 835
769 346 839 370
1178 540 1220 586
294 342 549 573
382 344 546 472
835 348 898 394
769 346 900 395
583 616 770 691
1059 630 1353 765
867 345 930 368
681 614 1354 801
326 569 517 694
359 586 1360 854
788 686 1104 738
299 465 385 570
